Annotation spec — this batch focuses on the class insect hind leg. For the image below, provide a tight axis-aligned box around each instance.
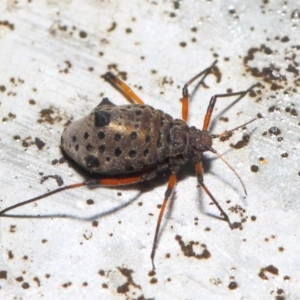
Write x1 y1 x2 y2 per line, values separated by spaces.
0 172 157 217
104 72 145 105
151 172 177 271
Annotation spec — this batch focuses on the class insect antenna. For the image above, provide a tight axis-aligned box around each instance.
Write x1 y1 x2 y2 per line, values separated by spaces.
208 117 257 196
211 117 257 140
209 148 247 196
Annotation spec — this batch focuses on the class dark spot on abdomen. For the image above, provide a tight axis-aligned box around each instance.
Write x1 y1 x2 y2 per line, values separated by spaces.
98 131 105 139
128 150 137 158
167 134 172 144
86 144 93 151
114 148 122 156
130 132 137 140
114 133 122 141
94 110 111 127
98 145 105 153
85 155 100 168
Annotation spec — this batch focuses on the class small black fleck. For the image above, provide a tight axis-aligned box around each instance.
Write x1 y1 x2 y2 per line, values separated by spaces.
281 152 288 158
251 165 259 172
85 155 100 168
268 105 279 113
146 135 151 143
106 157 111 162
79 31 87 38
143 149 149 156
98 131 105 139
281 36 289 42
52 159 58 165
86 199 94 205
35 137 45 150
72 136 77 142
84 132 89 139
86 144 93 151
269 127 281 136
128 150 137 158
114 133 122 141
135 110 142 116
75 145 79 151
130 132 137 139
22 282 30 289
0 270 7 279
94 111 111 127
98 145 106 153
257 113 263 118
228 281 238 290
114 148 122 156
291 108 298 116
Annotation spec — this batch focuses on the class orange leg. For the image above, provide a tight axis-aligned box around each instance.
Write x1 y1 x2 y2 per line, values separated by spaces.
202 88 254 131
0 175 145 216
151 173 177 271
195 162 232 228
104 72 145 105
181 60 218 122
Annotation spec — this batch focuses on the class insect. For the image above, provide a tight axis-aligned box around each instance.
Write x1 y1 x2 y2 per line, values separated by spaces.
0 61 254 270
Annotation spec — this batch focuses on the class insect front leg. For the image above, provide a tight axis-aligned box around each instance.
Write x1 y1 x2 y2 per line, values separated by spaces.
195 162 232 229
202 86 255 131
181 60 218 122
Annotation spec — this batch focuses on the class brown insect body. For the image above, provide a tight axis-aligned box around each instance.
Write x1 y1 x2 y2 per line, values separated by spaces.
0 61 254 270
61 98 212 179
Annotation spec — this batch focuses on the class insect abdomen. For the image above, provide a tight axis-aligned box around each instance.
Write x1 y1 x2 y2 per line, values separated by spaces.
61 102 189 174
